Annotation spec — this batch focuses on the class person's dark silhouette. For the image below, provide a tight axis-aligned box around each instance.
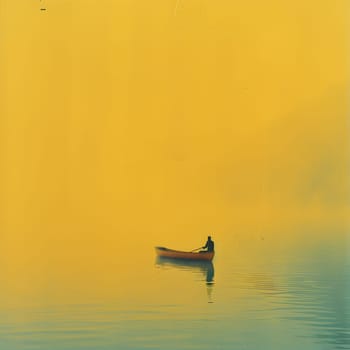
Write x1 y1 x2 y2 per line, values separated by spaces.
202 236 214 252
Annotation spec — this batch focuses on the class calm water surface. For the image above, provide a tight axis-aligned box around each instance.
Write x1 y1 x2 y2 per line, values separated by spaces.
0 231 349 350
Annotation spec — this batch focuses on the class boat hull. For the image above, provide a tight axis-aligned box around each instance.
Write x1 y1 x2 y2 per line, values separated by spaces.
155 247 214 261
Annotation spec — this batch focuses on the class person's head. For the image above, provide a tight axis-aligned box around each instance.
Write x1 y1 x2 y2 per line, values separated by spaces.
208 236 212 240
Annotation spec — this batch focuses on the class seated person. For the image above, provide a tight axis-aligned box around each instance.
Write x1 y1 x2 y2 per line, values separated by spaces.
202 236 214 252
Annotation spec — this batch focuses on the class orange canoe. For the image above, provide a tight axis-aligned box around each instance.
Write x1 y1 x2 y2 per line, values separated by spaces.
155 246 214 261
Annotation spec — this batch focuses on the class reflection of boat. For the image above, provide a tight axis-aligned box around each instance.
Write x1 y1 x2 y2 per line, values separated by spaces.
156 256 215 303
156 256 214 283
155 247 214 261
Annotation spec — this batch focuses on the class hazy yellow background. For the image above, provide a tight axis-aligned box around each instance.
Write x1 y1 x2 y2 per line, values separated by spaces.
0 0 349 303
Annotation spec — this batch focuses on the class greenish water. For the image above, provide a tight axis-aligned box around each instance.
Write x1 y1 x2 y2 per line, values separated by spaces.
0 231 349 350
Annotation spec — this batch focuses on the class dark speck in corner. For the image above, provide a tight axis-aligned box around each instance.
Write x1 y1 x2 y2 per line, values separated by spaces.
40 8 46 11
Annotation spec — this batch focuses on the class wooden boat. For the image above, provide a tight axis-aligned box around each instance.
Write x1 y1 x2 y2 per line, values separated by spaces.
155 246 214 261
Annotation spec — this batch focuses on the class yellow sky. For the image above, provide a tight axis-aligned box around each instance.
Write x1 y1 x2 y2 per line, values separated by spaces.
0 0 349 257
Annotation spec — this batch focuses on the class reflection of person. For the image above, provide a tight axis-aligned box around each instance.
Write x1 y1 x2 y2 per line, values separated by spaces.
202 236 215 252
206 262 214 303
206 262 214 283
